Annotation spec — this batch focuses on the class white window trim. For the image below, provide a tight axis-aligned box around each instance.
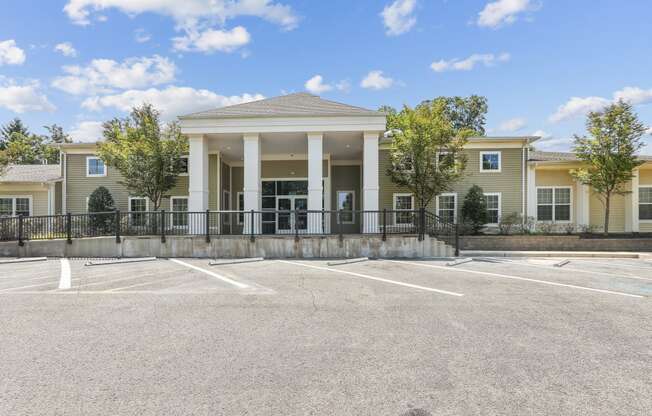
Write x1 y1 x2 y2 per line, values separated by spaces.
236 192 244 225
0 195 33 217
128 197 149 212
436 193 457 224
479 151 502 173
178 156 189 177
86 156 107 177
484 192 502 226
170 196 189 228
535 186 573 223
336 190 356 225
393 193 415 225
639 186 652 223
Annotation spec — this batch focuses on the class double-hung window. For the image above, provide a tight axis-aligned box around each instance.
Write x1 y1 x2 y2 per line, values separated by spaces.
86 157 106 177
0 197 31 217
639 187 652 220
336 191 355 224
170 197 189 227
437 193 457 223
537 187 571 222
484 193 501 225
129 197 148 227
393 193 414 225
480 151 501 172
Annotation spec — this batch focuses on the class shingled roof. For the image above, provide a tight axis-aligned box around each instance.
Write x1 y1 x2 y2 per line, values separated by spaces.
530 150 652 162
0 164 62 183
180 93 383 119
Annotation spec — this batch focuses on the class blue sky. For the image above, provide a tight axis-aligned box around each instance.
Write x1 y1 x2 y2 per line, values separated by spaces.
0 0 651 150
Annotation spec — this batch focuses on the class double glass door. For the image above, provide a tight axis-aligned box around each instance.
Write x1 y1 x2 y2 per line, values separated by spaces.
276 196 308 233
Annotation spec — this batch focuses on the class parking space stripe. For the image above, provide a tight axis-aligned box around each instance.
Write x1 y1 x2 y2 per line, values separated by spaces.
169 259 250 289
387 260 644 299
58 259 71 290
498 259 652 282
278 260 464 297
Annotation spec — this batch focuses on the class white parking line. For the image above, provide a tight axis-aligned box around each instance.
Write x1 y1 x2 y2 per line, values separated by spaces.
278 260 464 297
170 259 250 289
387 260 644 299
58 258 71 290
498 259 652 282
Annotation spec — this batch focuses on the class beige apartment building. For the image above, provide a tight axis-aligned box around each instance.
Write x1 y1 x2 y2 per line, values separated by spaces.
1 93 650 234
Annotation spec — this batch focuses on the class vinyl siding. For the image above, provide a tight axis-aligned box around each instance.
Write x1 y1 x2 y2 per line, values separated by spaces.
638 169 652 232
535 170 578 223
590 192 627 233
379 147 526 222
55 182 62 214
66 153 188 213
0 190 48 216
208 154 218 211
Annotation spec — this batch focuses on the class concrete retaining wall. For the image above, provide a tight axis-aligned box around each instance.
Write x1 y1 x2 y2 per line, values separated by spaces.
0 235 454 259
460 235 652 252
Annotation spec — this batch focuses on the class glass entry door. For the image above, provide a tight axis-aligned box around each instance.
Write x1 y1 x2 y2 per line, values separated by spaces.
276 196 308 234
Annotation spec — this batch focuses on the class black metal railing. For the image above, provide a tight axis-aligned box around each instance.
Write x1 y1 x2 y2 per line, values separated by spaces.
0 209 459 254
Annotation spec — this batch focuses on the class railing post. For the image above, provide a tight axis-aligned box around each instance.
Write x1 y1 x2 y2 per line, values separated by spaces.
419 207 426 241
338 210 343 242
66 212 72 244
294 210 299 242
160 210 166 244
205 210 211 243
382 209 387 242
454 223 460 257
18 215 24 247
250 210 255 243
115 210 121 243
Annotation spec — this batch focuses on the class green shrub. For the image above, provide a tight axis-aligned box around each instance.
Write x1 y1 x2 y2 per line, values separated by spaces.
461 185 488 234
88 186 116 234
498 212 522 235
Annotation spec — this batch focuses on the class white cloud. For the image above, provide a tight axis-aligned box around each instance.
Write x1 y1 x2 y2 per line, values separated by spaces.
69 121 104 143
0 78 55 113
52 55 176 95
360 70 394 90
54 42 77 57
81 86 264 121
646 127 652 136
431 52 510 72
549 96 611 123
0 40 26 66
613 86 652 106
499 117 527 132
335 80 351 93
134 28 151 43
173 26 250 53
63 0 299 30
477 0 537 28
381 0 417 36
531 129 551 139
305 75 333 95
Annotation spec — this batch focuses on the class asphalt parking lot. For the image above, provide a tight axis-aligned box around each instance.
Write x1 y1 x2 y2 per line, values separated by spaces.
0 256 650 415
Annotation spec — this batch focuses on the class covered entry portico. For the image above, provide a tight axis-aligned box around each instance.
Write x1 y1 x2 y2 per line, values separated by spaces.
178 93 387 234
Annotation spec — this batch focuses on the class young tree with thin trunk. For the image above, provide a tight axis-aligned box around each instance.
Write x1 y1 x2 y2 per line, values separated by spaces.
386 99 475 210
570 101 646 235
97 104 188 212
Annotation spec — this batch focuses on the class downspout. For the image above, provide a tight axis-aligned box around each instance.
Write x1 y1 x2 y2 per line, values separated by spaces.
521 144 526 224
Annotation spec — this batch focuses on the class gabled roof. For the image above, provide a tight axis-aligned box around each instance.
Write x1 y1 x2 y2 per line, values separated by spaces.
0 164 62 183
179 93 383 119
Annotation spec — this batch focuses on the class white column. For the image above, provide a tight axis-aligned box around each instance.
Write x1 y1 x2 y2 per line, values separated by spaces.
526 165 537 221
576 182 590 228
632 169 640 232
363 131 380 233
189 135 209 233
189 134 209 210
47 183 55 215
307 133 323 233
243 133 261 234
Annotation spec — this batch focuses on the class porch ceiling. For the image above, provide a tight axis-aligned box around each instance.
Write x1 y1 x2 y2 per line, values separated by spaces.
207 132 364 162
